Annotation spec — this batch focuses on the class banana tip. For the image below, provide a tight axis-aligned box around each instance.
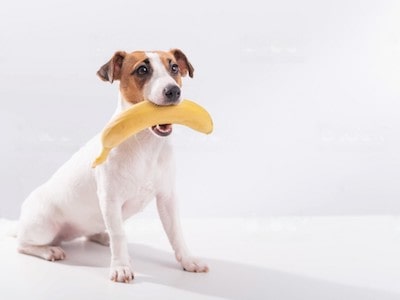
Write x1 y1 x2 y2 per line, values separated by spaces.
92 148 111 168
91 158 102 168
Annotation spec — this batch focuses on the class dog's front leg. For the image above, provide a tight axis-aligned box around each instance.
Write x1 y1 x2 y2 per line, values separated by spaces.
157 192 209 273
97 191 134 283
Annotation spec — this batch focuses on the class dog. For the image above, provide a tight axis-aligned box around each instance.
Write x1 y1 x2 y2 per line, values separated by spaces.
17 49 209 283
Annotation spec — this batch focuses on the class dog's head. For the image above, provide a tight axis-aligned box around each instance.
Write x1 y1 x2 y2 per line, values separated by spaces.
97 49 194 137
97 49 193 105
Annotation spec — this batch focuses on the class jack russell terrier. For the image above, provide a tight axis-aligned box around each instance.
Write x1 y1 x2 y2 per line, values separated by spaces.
17 49 209 283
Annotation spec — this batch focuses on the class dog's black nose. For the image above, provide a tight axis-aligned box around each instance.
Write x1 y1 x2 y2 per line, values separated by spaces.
163 85 181 103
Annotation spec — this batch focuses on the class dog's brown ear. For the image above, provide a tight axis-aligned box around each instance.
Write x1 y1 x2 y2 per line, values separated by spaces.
170 49 194 78
97 51 126 83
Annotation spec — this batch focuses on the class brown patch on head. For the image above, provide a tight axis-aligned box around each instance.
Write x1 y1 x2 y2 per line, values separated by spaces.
97 51 126 83
97 51 152 104
118 51 151 104
156 51 184 86
170 49 194 78
97 49 195 104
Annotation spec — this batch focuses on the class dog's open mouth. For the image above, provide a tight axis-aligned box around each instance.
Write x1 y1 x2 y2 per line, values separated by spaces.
151 124 173 137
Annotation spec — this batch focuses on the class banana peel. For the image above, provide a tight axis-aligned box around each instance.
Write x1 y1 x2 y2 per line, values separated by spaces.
92 99 213 167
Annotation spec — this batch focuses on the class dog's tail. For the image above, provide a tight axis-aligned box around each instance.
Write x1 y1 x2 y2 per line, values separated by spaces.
0 219 18 238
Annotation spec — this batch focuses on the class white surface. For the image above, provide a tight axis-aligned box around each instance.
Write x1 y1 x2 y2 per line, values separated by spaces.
1 216 400 300
1 1 400 218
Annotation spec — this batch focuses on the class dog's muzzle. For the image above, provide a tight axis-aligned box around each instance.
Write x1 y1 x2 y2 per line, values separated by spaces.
150 85 181 137
163 85 181 104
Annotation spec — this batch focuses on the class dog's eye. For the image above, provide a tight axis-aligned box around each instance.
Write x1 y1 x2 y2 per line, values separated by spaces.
136 65 148 76
171 64 179 75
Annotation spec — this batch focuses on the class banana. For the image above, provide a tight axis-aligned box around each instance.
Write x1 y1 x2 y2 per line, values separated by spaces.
92 99 213 167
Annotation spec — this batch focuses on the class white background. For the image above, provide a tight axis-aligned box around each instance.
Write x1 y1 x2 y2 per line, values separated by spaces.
1 0 400 219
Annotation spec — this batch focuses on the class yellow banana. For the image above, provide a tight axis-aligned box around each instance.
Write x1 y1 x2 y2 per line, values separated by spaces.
92 99 213 167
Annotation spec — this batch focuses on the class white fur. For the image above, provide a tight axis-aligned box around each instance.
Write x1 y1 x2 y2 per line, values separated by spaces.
17 52 208 283
144 52 183 105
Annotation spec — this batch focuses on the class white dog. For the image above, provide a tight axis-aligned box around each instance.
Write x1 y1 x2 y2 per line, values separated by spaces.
17 49 209 283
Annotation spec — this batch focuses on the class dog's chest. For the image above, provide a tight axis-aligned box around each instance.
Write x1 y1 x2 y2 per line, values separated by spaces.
113 133 172 217
120 161 160 218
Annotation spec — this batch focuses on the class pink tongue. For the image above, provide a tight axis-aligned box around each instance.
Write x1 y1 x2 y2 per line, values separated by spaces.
154 124 172 134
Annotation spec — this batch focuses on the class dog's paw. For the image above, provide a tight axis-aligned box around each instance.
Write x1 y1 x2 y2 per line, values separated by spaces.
18 245 66 262
180 256 209 273
44 246 66 262
110 264 134 283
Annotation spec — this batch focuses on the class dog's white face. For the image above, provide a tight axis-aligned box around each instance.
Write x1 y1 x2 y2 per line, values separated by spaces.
97 49 194 137
143 52 182 106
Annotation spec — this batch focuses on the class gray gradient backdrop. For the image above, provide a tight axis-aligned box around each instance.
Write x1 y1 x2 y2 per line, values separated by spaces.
1 0 399 218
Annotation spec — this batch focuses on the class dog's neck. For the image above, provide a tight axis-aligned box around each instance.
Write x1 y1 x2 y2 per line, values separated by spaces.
114 91 134 115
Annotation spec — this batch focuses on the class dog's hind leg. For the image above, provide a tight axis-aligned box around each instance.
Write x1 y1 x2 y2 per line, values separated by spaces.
18 244 66 261
17 218 66 261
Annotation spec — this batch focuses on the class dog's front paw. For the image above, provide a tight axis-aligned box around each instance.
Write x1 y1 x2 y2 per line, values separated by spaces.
179 256 209 273
110 264 134 283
